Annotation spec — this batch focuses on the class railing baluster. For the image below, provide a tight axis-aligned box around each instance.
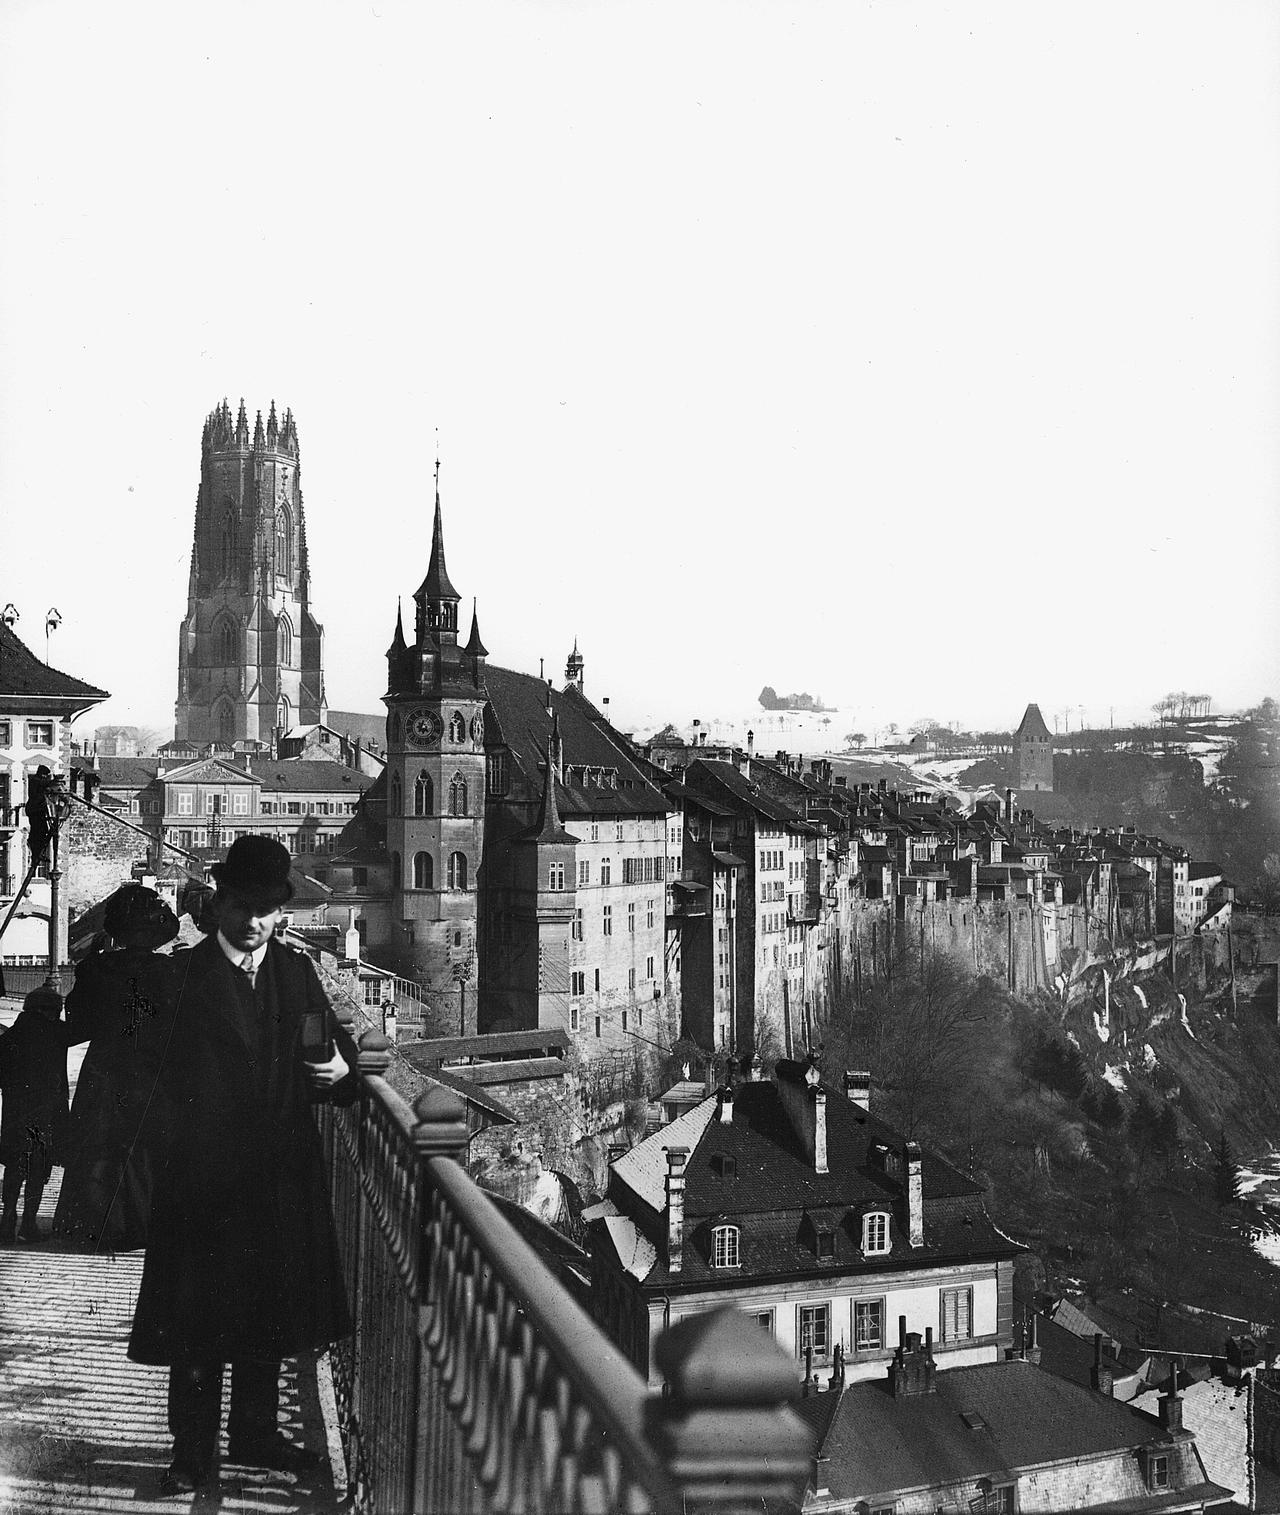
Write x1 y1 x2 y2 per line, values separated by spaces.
323 1052 811 1514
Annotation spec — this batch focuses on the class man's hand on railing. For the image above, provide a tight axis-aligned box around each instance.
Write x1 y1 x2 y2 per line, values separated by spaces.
306 1047 350 1090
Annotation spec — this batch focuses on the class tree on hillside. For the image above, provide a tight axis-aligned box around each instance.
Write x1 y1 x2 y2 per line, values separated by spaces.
651 723 683 745
758 686 780 710
1213 1131 1242 1208
845 732 866 751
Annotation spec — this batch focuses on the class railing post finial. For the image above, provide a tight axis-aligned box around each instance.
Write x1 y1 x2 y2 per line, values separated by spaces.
412 1085 469 1163
357 1028 393 1077
646 1307 813 1512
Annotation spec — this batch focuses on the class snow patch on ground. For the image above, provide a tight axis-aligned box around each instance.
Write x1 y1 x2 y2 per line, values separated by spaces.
1178 993 1196 1039
1141 1043 1157 1071
1254 1232 1280 1269
1132 984 1148 1010
1102 1065 1127 1092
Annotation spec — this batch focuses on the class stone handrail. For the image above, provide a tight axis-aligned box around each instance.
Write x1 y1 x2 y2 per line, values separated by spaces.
318 1028 812 1514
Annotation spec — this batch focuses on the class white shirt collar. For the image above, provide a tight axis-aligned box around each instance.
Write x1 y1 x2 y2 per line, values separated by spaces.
217 932 269 972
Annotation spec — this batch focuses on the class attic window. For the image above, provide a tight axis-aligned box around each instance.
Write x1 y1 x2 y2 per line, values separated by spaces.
861 1211 890 1255
815 1229 836 1262
712 1154 737 1178
712 1225 740 1269
961 1410 987 1431
1143 1452 1169 1492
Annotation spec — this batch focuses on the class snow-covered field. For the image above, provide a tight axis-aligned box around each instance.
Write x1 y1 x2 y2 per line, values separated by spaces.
1240 1152 1280 1270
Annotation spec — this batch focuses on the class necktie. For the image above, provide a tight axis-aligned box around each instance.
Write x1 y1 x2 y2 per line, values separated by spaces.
241 952 256 986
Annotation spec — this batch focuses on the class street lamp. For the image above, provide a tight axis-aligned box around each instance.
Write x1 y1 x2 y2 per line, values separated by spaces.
40 776 73 995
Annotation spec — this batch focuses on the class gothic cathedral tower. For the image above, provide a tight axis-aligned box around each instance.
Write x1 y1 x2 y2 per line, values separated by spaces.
384 471 489 1019
175 398 326 747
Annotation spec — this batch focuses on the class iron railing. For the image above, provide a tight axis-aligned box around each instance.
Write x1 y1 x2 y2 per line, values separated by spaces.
318 1024 812 1514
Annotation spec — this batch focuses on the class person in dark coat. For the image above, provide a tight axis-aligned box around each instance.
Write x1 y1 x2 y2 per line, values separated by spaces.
0 985 69 1243
127 837 358 1494
53 883 180 1251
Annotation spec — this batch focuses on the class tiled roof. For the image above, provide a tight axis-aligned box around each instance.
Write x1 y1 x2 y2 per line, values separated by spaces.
96 757 161 788
1052 1298 1116 1345
685 758 810 826
1015 703 1053 741
250 760 376 794
606 1081 1014 1288
0 621 109 708
817 1360 1191 1505
324 710 388 748
482 666 669 817
1131 1376 1248 1504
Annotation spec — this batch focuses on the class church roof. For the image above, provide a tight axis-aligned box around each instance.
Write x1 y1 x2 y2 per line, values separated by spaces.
1015 703 1052 741
0 620 109 713
249 760 376 794
483 666 669 817
415 492 460 603
324 710 387 749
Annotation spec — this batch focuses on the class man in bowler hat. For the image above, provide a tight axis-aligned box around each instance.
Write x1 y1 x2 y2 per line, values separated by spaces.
129 836 359 1494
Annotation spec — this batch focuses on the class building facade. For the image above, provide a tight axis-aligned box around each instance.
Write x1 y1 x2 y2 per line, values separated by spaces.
175 398 326 748
1015 702 1054 792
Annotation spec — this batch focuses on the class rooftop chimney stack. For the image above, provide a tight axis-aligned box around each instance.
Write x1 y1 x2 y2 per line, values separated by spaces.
813 1086 828 1175
1158 1359 1183 1432
774 1059 827 1173
888 1318 938 1398
906 1141 924 1247
665 1146 688 1274
717 1082 734 1124
844 1070 872 1112
1091 1333 1114 1397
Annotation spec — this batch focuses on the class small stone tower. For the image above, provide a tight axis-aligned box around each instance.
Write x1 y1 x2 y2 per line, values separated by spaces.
1015 702 1054 792
383 469 489 1016
564 639 584 694
175 399 326 747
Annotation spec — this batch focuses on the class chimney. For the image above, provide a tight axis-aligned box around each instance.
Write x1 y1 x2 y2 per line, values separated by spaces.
1025 1310 1041 1367
1005 787 1014 824
775 1059 827 1173
747 729 754 755
1158 1359 1183 1432
665 1146 688 1273
844 1070 872 1112
888 1318 937 1398
716 1083 734 1123
905 1141 924 1247
1091 1333 1114 1397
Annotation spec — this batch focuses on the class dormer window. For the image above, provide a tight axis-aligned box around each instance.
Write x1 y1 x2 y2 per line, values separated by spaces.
1142 1451 1169 1492
862 1211 891 1255
816 1229 836 1262
711 1154 737 1178
712 1225 740 1269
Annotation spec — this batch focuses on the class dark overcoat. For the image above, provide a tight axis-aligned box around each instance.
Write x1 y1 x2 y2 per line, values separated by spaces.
128 935 358 1365
0 1009 69 1178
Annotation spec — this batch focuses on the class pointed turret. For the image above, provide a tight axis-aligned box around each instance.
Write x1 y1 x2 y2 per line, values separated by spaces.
236 398 249 446
413 464 461 646
253 409 265 449
266 399 279 448
565 637 584 693
532 737 574 844
387 599 408 659
463 599 488 657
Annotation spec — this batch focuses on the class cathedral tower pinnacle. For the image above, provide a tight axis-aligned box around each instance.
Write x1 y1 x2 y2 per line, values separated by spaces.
175 398 326 747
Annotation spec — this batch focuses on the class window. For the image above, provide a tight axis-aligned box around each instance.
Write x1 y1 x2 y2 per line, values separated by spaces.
548 861 565 890
391 772 403 814
590 822 599 842
352 865 368 886
177 792 193 816
572 909 583 941
628 967 635 990
628 902 636 933
753 1310 774 1336
621 1010 628 1033
940 1287 973 1343
815 1229 836 1261
486 749 509 796
616 821 624 842
205 792 217 813
601 857 612 886
1143 1452 1169 1492
570 1004 581 1032
448 852 468 890
854 1298 885 1351
578 860 590 886
712 1225 740 1268
391 852 402 889
594 1016 602 1038
448 711 466 743
413 851 433 889
594 968 600 992
26 721 54 748
862 1212 890 1255
798 1304 830 1360
647 899 655 928
0 721 10 746
276 616 292 667
646 955 654 979
232 791 248 815
414 772 432 815
448 772 468 816
276 508 292 577
218 620 237 663
570 970 585 996
602 904 612 936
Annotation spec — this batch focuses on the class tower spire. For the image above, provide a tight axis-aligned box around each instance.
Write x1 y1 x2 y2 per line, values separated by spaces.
533 734 571 842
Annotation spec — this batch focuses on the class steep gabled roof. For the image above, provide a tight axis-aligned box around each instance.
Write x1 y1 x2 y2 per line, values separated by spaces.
95 757 161 788
249 760 376 794
1015 703 1052 741
0 620 109 712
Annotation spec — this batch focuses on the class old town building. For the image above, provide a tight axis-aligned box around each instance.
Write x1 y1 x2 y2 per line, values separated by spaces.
585 1058 1019 1389
174 398 326 748
1015 702 1054 792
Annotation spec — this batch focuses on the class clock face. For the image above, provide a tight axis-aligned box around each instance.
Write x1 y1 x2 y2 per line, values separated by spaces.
408 710 443 746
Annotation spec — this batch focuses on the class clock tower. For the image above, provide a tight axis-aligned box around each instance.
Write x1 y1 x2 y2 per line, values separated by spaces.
383 469 489 1020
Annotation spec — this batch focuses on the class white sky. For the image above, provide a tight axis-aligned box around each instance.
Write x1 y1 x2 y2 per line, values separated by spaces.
1 0 1277 742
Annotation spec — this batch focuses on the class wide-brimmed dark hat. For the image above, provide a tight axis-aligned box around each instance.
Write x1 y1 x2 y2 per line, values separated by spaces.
102 883 180 950
210 835 294 907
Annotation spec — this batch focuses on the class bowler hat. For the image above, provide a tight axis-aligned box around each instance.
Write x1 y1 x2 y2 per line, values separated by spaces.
103 883 180 950
210 835 294 907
